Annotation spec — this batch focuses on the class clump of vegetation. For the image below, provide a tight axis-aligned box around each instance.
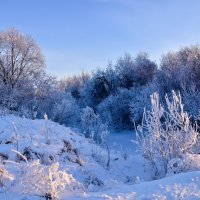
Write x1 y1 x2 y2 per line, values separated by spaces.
138 91 199 178
20 160 83 199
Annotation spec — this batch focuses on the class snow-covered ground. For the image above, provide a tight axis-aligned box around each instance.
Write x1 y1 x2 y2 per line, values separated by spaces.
0 115 199 199
108 130 137 153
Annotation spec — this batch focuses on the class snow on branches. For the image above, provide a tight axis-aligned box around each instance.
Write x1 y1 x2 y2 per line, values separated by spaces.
138 91 199 178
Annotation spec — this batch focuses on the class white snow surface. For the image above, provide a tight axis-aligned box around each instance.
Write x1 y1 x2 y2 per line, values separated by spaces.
108 130 137 153
0 115 199 199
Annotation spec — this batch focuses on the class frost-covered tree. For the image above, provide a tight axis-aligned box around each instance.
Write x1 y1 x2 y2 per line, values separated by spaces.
11 71 63 119
80 71 109 108
114 53 157 89
178 45 200 87
160 52 180 91
104 63 119 95
61 72 90 99
134 52 157 86
0 28 45 109
114 53 135 89
33 71 63 118
160 45 200 91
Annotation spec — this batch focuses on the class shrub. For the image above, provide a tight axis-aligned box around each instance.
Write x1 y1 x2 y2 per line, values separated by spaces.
52 93 80 127
80 106 109 144
98 88 134 130
20 160 82 199
138 91 198 178
130 84 156 125
167 153 200 175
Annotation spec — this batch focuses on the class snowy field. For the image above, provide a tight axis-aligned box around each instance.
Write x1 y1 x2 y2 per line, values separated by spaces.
0 115 199 200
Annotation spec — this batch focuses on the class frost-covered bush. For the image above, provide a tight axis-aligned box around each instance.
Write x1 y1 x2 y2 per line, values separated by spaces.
80 106 109 144
84 174 104 192
97 97 113 128
20 160 82 199
181 84 200 118
130 84 156 125
79 72 109 109
167 153 200 175
33 72 65 119
138 91 198 178
0 106 11 116
98 88 134 130
52 93 80 127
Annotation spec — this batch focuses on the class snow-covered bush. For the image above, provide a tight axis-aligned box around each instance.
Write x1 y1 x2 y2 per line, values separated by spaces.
62 72 90 100
52 93 80 127
138 91 198 178
181 84 200 118
97 96 113 128
98 88 134 130
167 153 200 175
79 71 109 109
0 106 11 116
130 84 156 125
80 106 109 144
34 73 65 119
84 174 104 192
0 85 19 111
20 160 82 199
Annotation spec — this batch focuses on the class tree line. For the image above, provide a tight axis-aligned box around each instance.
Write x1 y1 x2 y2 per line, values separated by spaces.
1 28 200 138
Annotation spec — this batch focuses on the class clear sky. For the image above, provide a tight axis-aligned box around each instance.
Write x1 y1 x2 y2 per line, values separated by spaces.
1 0 200 78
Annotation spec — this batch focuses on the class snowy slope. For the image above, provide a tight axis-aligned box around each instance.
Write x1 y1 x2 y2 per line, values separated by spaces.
0 115 199 199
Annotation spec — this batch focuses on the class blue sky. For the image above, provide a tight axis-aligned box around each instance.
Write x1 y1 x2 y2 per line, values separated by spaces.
1 0 200 78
